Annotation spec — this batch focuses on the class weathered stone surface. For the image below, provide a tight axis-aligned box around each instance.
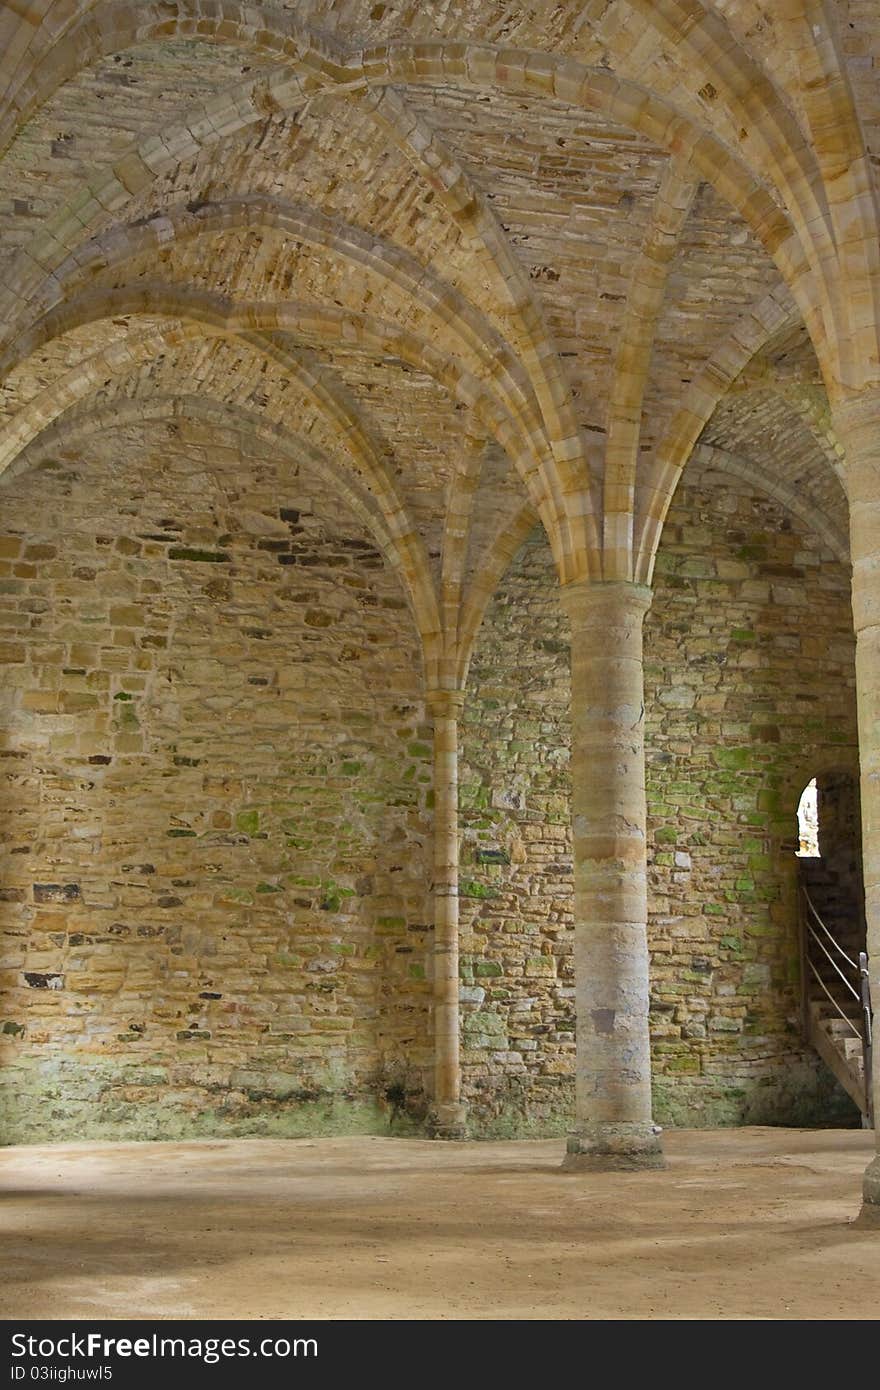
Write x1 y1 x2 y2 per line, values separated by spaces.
6 442 857 1140
0 7 876 1211
458 470 860 1135
0 419 433 1141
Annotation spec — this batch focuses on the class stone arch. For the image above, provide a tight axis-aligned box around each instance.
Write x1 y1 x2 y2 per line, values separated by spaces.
1 280 571 558
1 196 590 575
5 392 393 564
0 372 438 1137
0 319 447 681
361 43 838 361
635 288 804 582
687 443 849 564
456 504 541 689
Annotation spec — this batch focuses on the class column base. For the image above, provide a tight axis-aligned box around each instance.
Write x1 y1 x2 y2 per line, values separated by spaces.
425 1102 468 1141
854 1154 880 1226
562 1122 665 1172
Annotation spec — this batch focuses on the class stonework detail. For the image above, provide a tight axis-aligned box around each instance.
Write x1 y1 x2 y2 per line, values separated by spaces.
0 421 433 1140
0 418 864 1142
459 471 860 1135
0 0 878 1214
644 472 859 1127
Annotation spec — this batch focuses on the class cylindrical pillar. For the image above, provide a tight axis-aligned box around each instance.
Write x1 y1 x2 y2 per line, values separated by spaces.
426 688 468 1139
836 393 880 1221
560 579 663 1170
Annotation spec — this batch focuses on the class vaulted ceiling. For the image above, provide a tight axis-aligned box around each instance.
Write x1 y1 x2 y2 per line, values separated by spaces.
1 1 877 682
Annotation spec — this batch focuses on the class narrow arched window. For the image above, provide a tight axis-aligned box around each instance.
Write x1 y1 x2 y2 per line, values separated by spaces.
796 778 820 858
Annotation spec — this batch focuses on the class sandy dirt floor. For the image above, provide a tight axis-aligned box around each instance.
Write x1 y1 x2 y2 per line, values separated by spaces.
0 1127 878 1320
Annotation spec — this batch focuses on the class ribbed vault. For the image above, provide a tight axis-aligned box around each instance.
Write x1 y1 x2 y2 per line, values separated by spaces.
2 0 878 656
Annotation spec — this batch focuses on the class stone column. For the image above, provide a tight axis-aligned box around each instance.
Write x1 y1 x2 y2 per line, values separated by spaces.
836 393 880 1222
560 579 664 1170
425 689 468 1139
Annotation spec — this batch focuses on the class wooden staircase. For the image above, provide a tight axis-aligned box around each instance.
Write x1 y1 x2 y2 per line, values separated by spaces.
799 861 873 1126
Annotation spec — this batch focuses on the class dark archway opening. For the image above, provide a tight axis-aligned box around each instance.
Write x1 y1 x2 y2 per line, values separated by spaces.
796 771 872 1126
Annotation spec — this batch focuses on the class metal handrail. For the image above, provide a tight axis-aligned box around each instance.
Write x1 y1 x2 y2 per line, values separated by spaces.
860 953 873 1048
807 959 862 1038
804 917 860 1001
798 877 873 1125
860 952 874 1129
802 886 859 971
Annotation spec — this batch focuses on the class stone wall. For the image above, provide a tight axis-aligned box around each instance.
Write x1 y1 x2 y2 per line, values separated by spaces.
458 554 575 1135
0 418 433 1141
645 467 859 1126
459 465 860 1134
0 430 862 1142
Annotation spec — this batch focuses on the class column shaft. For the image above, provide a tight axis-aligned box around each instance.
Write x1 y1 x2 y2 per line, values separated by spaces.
426 690 467 1139
561 580 663 1169
836 394 880 1221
